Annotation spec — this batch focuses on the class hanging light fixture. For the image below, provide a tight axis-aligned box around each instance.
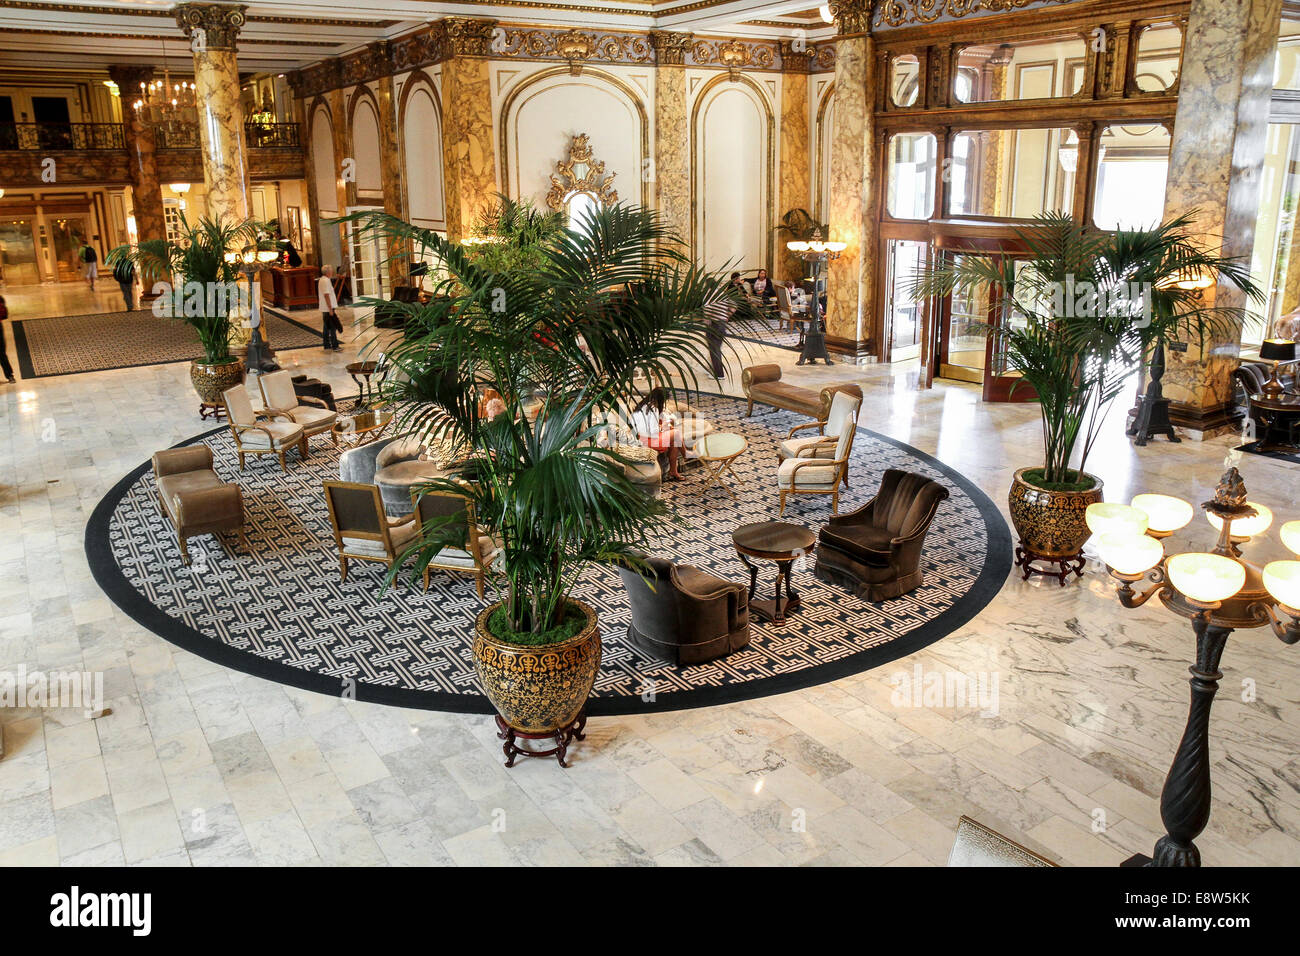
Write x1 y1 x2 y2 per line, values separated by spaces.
132 37 197 139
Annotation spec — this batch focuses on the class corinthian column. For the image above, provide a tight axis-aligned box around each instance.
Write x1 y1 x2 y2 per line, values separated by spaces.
649 31 691 245
437 18 498 242
778 40 812 280
824 0 877 362
108 66 166 245
175 3 250 224
1160 0 1282 438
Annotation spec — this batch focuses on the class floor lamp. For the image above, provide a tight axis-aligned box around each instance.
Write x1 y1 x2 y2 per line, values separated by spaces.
787 229 845 366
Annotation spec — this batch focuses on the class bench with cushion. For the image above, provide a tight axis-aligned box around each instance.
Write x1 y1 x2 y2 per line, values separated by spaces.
741 363 862 421
152 446 246 565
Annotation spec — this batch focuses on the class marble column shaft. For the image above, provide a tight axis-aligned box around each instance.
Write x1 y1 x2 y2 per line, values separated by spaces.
1160 0 1283 435
825 30 878 359
440 54 497 242
649 31 691 248
191 46 250 224
778 52 811 281
376 73 408 286
108 66 165 244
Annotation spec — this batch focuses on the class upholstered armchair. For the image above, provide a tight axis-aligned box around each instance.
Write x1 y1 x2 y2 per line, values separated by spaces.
322 481 418 582
777 389 862 488
814 468 950 601
411 489 499 598
777 416 857 515
617 556 750 665
151 446 246 565
259 369 338 444
222 384 307 472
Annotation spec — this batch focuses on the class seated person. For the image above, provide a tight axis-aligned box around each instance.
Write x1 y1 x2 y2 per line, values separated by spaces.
751 268 776 305
629 388 683 481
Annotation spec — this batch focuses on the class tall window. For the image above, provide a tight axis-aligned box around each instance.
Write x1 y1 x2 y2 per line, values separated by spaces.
1092 124 1171 230
886 132 937 219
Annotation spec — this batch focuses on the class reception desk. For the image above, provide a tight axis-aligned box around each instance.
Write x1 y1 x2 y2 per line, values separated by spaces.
260 266 321 310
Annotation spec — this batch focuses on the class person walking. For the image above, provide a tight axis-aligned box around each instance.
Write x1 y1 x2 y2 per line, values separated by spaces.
318 264 343 351
704 295 734 379
80 240 98 291
0 295 16 383
113 256 136 311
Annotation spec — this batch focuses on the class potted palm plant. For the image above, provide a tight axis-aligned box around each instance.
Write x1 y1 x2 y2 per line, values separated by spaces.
341 202 729 760
912 212 1260 582
106 214 269 411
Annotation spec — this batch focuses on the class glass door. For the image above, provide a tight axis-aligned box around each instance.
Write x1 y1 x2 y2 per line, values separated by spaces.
0 219 39 285
937 252 989 384
343 205 389 302
885 238 926 362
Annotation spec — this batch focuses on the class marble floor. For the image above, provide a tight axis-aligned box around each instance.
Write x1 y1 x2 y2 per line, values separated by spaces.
1 311 1298 868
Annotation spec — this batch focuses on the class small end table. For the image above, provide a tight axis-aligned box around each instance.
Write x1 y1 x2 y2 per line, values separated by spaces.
732 521 816 625
696 432 748 497
333 406 394 445
346 361 381 408
1248 392 1300 451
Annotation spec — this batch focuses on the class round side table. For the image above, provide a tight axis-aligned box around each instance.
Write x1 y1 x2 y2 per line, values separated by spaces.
731 520 816 626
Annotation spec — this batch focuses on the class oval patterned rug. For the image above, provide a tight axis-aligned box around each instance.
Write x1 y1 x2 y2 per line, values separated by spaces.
85 392 1012 715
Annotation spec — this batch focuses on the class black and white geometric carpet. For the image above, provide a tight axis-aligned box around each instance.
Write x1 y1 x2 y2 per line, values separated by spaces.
725 315 802 352
86 393 1011 715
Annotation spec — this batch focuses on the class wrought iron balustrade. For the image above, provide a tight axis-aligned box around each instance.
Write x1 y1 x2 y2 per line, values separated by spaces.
0 122 125 150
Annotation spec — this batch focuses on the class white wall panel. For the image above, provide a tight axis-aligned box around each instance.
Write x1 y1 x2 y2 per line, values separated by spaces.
697 83 766 273
402 83 446 228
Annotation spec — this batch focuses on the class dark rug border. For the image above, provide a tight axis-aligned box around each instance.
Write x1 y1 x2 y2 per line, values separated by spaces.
85 395 1013 716
13 309 323 380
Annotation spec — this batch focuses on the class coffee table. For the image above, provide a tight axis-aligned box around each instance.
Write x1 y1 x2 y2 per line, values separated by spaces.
333 406 394 445
1249 392 1300 451
696 432 747 496
732 521 816 625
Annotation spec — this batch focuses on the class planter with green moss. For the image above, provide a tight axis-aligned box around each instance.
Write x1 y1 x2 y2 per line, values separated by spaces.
471 599 601 748
1008 467 1104 584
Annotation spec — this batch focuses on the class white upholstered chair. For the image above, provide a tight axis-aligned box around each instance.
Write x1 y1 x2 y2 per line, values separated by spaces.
777 389 861 490
323 481 418 582
258 370 338 444
411 489 500 598
777 411 857 516
222 383 307 472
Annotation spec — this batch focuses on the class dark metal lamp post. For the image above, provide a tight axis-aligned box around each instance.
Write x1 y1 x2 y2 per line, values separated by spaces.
786 229 845 366
227 246 282 374
1092 468 1300 866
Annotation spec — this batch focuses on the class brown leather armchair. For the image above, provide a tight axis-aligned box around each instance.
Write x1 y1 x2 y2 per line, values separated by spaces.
814 469 949 601
618 556 751 665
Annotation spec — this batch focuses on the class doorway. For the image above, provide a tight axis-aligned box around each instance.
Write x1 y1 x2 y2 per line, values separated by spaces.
31 96 73 150
0 219 40 285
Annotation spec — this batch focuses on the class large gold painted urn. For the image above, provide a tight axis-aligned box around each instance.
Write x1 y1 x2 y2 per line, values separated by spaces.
472 600 601 766
189 358 244 408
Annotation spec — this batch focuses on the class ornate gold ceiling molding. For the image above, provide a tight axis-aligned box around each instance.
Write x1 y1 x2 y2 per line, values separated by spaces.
545 134 619 211
0 0 400 28
875 0 1079 28
0 25 332 48
495 27 655 71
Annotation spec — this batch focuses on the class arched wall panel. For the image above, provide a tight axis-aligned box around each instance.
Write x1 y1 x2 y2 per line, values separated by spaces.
350 95 383 196
401 81 446 229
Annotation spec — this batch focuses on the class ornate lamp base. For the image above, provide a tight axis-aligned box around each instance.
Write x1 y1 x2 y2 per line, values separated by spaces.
495 712 587 768
1127 394 1180 446
1014 545 1085 586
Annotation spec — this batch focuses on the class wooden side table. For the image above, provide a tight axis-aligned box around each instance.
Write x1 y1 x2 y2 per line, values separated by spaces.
1249 392 1300 451
732 521 816 625
346 361 381 408
696 432 748 497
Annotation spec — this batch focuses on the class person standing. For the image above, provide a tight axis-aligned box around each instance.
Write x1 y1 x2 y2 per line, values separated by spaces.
80 240 98 291
113 257 136 311
318 265 342 351
0 295 16 383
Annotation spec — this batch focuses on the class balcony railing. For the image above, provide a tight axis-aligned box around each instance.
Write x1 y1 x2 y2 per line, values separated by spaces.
0 122 125 150
246 123 300 148
154 122 301 150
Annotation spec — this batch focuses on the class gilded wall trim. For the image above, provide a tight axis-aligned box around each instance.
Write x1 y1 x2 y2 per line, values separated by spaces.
496 65 650 210
875 0 1081 28
688 71 776 274
814 81 835 221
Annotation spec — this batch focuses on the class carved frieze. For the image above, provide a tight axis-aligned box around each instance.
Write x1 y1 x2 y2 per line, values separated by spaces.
875 0 1079 29
689 38 775 71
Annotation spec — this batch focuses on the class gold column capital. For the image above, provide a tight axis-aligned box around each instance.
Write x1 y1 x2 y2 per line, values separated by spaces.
830 0 873 36
433 16 498 58
174 3 248 52
649 30 693 66
778 39 813 73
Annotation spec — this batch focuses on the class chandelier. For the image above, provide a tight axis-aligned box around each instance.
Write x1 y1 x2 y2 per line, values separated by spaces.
131 39 197 137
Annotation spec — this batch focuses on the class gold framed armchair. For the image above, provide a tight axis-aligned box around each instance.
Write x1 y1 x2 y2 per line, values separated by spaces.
777 418 857 516
777 389 862 489
411 489 499 598
222 384 308 472
323 481 418 582
258 369 338 445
